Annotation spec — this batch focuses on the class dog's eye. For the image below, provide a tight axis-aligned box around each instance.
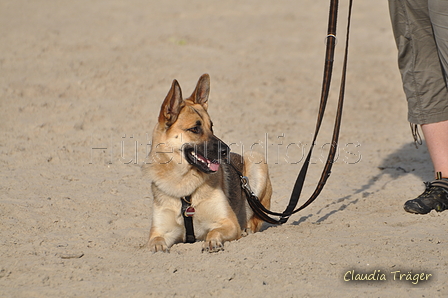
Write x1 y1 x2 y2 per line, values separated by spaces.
188 127 200 134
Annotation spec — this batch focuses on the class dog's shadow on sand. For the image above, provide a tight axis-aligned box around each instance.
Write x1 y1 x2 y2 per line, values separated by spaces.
260 142 432 231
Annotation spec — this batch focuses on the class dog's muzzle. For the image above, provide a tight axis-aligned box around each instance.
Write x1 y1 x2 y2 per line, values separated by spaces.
184 137 229 173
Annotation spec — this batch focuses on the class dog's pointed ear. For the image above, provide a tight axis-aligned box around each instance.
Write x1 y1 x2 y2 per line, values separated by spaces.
190 73 210 110
159 79 184 126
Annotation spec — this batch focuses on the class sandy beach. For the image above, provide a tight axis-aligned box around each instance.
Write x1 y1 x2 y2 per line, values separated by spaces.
1 0 447 296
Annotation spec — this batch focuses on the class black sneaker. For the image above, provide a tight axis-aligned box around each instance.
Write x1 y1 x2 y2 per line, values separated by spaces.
404 178 448 214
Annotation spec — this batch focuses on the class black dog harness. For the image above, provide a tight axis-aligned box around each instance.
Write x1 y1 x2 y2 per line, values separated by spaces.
181 196 196 243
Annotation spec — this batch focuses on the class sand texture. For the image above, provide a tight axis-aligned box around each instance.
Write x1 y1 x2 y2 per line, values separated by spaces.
1 0 447 297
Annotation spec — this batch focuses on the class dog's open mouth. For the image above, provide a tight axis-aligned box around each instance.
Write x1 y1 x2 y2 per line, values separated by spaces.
185 148 220 173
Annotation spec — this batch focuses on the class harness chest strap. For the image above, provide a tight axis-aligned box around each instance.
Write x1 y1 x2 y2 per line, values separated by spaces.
181 196 196 243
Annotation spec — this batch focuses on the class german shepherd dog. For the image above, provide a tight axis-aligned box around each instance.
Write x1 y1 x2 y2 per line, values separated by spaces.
145 74 272 253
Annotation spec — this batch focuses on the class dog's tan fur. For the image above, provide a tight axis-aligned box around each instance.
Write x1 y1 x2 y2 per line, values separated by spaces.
144 74 271 252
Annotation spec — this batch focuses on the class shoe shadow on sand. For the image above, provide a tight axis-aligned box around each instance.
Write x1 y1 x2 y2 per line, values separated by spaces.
261 142 432 230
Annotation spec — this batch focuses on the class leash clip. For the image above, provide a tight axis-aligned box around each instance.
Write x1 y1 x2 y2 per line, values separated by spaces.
241 176 256 197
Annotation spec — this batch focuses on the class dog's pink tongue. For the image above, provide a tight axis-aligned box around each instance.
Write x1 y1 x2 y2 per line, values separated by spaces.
209 162 220 172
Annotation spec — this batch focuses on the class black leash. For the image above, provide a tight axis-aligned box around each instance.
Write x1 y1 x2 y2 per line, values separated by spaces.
179 0 353 240
181 196 196 243
244 0 353 224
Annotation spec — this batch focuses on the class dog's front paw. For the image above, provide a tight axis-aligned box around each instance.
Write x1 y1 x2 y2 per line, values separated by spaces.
148 236 169 253
202 239 224 253
241 228 255 237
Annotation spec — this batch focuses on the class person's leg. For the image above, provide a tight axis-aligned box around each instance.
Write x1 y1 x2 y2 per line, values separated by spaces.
389 0 448 214
421 120 448 178
425 0 448 179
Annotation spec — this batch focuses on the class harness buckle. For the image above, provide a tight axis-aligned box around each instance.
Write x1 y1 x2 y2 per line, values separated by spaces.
241 176 256 197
